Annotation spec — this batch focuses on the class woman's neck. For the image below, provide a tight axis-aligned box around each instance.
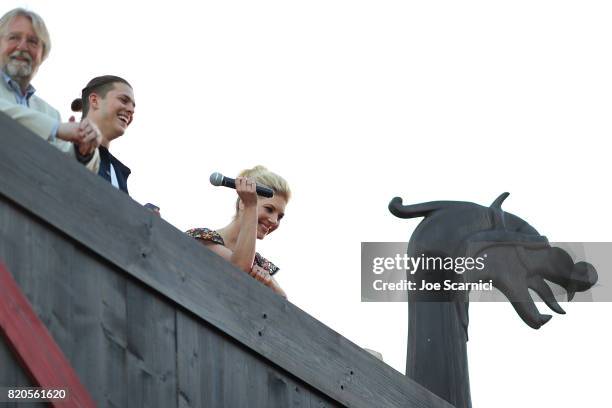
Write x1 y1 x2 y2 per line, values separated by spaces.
216 219 241 251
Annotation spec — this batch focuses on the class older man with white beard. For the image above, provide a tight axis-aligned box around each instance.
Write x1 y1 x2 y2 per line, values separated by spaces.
0 8 100 172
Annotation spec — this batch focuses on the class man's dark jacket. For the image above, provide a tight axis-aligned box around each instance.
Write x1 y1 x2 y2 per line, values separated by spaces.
97 146 131 195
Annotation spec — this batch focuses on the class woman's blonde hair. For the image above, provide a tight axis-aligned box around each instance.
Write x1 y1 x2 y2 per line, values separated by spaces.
235 165 291 213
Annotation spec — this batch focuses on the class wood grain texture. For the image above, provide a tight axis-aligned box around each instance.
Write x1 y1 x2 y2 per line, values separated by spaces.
175 310 341 408
0 336 47 408
0 199 343 408
0 112 453 408
0 262 96 408
125 282 178 408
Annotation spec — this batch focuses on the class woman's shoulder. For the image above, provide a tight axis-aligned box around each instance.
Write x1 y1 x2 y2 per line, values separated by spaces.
185 227 225 245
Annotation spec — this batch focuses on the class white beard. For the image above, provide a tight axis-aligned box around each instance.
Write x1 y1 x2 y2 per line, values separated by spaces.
4 59 33 79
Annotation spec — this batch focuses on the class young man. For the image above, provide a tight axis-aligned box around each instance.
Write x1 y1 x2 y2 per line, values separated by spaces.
0 8 100 171
72 75 135 194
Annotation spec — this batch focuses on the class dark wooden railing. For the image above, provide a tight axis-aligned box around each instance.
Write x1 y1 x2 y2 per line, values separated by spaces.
0 112 453 408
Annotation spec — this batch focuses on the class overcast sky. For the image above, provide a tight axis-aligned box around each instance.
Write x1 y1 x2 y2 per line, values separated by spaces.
6 1 612 406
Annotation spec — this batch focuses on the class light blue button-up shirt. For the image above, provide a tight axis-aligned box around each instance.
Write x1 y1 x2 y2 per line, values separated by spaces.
2 71 58 141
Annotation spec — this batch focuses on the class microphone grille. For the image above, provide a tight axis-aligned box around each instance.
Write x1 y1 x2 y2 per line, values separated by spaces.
209 172 224 186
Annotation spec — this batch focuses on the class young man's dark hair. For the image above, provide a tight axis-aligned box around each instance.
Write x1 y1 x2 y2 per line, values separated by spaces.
71 75 132 116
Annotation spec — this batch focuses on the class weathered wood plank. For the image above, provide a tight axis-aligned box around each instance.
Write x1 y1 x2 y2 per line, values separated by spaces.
125 282 177 408
69 246 129 408
0 262 96 407
176 310 341 408
0 198 42 408
0 112 452 408
0 198 344 408
0 335 47 408
0 199 131 406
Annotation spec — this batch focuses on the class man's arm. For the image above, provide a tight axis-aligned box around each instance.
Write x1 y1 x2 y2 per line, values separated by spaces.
0 96 57 140
0 95 100 173
50 138 100 173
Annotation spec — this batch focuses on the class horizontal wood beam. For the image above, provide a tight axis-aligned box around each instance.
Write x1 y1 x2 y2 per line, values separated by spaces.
0 112 453 408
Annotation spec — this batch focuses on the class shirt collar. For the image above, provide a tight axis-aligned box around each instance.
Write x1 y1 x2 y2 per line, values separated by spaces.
2 71 36 101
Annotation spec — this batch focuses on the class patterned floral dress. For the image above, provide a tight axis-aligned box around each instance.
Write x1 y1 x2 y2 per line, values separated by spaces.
185 227 280 275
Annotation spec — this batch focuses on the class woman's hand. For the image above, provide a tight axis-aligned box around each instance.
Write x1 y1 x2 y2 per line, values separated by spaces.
235 176 258 208
250 265 287 298
249 264 272 284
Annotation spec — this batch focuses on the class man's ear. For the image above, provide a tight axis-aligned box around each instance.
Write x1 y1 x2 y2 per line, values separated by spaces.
88 93 100 110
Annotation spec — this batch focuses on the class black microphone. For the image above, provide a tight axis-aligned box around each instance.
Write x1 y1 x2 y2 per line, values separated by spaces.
209 172 274 198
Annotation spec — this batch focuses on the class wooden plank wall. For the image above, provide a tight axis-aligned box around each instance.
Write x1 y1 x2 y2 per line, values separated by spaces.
0 336 47 408
0 113 453 408
0 198 339 408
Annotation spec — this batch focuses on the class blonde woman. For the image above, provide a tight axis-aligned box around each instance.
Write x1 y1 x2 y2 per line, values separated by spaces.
187 166 290 297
